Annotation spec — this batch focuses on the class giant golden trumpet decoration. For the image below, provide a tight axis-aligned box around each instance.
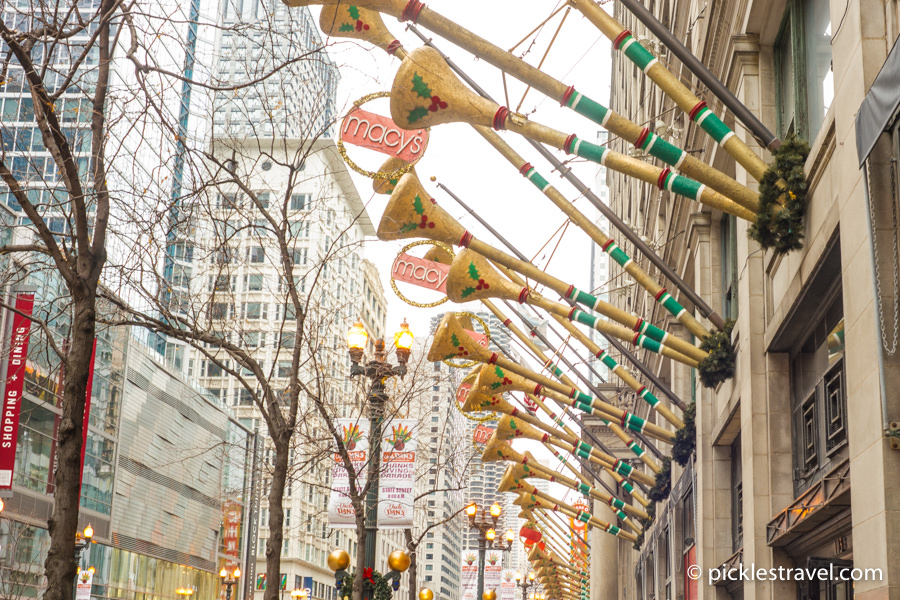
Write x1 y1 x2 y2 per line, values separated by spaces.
390 47 756 219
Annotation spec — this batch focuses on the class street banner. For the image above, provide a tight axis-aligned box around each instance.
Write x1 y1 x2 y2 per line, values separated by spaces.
392 254 450 293
500 570 517 600
340 107 429 163
484 551 503 595
222 499 243 565
377 419 417 528
0 292 34 489
460 551 479 600
75 569 93 600
328 419 370 528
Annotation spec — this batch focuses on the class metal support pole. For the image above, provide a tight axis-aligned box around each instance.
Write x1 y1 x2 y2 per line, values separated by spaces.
613 0 781 151
364 383 386 599
476 543 486 600
407 25 725 331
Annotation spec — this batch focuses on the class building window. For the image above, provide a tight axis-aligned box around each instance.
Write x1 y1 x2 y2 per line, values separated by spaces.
248 246 265 263
774 0 834 140
291 194 309 210
246 273 264 291
789 257 846 495
731 434 743 552
721 215 738 320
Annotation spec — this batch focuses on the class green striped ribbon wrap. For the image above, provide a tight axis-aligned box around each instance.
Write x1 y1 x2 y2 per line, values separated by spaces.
568 137 608 165
575 391 593 405
574 400 593 413
635 129 687 167
522 166 552 192
616 33 658 72
637 385 661 408
613 461 634 477
621 480 636 495
615 508 629 522
627 439 645 456
634 334 663 353
622 413 647 433
602 240 633 269
569 289 670 343
545 362 564 378
578 482 591 495
575 445 591 459
565 89 610 126
607 524 622 537
576 511 591 524
658 168 708 201
597 351 618 371
609 497 626 510
691 104 736 144
655 289 688 319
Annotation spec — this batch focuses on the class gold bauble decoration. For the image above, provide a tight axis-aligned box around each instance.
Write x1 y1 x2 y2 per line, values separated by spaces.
327 549 351 572
419 588 434 600
483 591 497 600
387 549 411 572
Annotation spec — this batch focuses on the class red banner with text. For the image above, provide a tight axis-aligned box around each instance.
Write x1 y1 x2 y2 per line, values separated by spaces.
0 293 34 489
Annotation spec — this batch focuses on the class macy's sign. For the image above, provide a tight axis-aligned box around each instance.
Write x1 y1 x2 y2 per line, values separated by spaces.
341 108 428 163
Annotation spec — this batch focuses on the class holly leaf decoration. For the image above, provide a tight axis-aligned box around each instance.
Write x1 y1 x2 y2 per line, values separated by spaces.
348 5 360 19
510 419 518 430
468 262 480 281
490 381 501 390
407 106 429 124
450 333 460 347
338 23 354 32
399 222 418 233
461 287 476 299
412 73 432 99
413 194 424 215
494 366 504 379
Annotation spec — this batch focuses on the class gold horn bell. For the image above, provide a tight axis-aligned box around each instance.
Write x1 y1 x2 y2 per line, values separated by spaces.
378 172 466 245
318 4 397 50
391 46 499 130
373 156 417 195
445 249 524 304
426 312 493 364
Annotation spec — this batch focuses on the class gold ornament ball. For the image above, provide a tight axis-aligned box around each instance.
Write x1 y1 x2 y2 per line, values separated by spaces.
483 591 497 600
388 549 411 572
327 549 351 572
430 176 436 182
419 588 434 600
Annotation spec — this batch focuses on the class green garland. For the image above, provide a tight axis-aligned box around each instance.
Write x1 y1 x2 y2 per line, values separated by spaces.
338 572 393 600
647 456 672 503
672 402 696 466
698 320 736 388
748 135 810 255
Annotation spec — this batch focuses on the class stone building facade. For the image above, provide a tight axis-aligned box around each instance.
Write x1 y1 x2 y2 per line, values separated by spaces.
596 0 900 598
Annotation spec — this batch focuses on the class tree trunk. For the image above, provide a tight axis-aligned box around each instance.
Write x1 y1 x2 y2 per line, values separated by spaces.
263 431 290 600
42 292 96 600
353 510 366 600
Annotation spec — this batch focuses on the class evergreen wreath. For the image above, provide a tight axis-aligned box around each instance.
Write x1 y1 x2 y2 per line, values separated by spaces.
338 571 393 600
698 320 736 388
672 402 696 466
647 456 672 503
748 135 811 254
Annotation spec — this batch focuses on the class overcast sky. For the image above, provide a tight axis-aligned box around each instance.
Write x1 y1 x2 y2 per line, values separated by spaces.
313 1 615 353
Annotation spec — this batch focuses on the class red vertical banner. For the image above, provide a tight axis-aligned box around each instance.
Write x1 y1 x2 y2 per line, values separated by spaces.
79 339 97 486
0 293 35 490
684 545 698 600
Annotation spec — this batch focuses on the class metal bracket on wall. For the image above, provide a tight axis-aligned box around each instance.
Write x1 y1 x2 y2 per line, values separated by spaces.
888 422 900 450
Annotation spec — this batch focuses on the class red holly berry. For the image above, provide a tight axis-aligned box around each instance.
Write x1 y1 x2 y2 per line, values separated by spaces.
355 20 369 31
428 222 435 228
428 95 448 112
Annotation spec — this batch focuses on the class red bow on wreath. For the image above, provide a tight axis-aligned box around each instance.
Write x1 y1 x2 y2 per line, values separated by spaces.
363 568 375 586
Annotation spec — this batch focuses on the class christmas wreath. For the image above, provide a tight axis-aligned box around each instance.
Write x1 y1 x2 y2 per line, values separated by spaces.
672 402 696 466
698 320 736 389
338 570 394 600
646 456 672 503
748 135 810 255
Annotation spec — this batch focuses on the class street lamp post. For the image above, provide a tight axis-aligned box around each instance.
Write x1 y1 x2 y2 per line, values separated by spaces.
219 567 241 600
346 320 414 598
514 571 535 600
74 524 93 571
465 502 514 600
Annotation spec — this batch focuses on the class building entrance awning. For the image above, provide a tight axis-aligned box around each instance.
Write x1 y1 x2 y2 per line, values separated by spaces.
856 34 900 165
